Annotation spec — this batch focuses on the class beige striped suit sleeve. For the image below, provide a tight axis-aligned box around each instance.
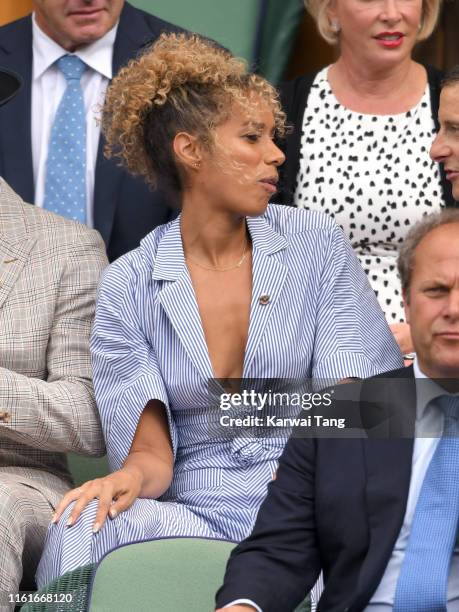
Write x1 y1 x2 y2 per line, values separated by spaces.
0 211 108 456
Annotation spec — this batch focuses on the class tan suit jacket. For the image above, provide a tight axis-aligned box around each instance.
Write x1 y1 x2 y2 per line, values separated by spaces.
0 178 107 506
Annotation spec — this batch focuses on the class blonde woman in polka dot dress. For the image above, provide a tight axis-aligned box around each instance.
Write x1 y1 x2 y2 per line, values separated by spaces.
278 0 457 356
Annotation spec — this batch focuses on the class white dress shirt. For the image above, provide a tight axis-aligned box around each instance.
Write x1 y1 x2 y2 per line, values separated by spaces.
226 360 459 612
31 13 118 227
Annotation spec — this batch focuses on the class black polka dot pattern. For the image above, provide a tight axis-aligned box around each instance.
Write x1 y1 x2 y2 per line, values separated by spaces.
294 68 444 323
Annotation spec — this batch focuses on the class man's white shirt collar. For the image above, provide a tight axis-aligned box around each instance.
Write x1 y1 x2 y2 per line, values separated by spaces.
413 357 458 422
32 12 117 80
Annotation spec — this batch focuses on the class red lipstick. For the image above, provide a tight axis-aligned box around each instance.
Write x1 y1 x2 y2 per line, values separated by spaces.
374 31 404 48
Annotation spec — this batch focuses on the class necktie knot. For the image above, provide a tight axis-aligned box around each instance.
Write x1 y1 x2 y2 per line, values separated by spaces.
57 55 86 81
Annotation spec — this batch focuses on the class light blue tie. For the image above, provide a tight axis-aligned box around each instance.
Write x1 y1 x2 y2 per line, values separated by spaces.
393 395 459 612
43 55 87 223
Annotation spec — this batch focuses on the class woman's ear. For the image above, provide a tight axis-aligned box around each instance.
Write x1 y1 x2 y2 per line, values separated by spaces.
326 0 339 28
173 132 203 171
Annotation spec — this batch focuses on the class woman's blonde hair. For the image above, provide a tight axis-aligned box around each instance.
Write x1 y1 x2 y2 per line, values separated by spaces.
304 0 442 45
102 33 286 199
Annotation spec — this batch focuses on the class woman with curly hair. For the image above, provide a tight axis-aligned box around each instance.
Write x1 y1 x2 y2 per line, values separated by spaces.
36 33 402 584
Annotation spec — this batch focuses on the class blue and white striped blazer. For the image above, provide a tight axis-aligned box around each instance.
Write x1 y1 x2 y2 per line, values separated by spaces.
92 204 402 472
36 204 404 585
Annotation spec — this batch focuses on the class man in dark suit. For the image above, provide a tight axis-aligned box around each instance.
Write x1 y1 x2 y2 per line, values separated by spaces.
216 208 459 611
0 1 180 261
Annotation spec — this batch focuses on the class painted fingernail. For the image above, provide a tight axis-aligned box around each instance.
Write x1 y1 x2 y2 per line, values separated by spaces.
66 517 74 527
109 508 117 519
93 522 100 534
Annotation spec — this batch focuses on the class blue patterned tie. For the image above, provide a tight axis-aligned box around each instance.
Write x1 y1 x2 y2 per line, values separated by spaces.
393 394 459 612
43 55 87 223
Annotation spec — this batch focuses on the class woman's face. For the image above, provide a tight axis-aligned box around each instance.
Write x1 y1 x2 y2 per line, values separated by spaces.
328 0 423 69
196 99 285 217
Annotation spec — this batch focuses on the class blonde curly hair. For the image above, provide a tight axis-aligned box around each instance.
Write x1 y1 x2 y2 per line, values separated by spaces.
102 33 286 199
305 0 442 46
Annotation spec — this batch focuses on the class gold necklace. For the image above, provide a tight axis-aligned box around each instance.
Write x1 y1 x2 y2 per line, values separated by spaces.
186 240 249 272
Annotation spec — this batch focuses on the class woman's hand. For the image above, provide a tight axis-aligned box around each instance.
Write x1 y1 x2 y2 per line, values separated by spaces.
390 322 414 356
52 466 143 533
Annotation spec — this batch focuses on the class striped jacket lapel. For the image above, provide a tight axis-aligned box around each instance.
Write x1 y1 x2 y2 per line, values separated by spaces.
151 213 289 380
243 215 288 376
153 217 213 380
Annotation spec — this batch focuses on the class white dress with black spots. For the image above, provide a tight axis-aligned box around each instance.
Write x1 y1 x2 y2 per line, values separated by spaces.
294 66 444 323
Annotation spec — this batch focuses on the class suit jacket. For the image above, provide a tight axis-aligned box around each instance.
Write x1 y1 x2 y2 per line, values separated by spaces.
0 178 107 506
216 367 420 612
276 65 456 207
0 2 181 262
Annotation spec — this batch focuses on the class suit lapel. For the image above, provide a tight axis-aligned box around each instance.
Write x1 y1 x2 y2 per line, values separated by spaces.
0 17 35 203
158 274 214 380
93 2 157 245
353 369 416 609
0 239 35 310
243 215 288 376
0 180 35 309
152 218 213 380
112 2 155 74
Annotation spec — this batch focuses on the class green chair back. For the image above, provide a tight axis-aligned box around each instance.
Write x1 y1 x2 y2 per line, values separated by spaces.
89 537 236 612
21 536 310 612
20 563 96 612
